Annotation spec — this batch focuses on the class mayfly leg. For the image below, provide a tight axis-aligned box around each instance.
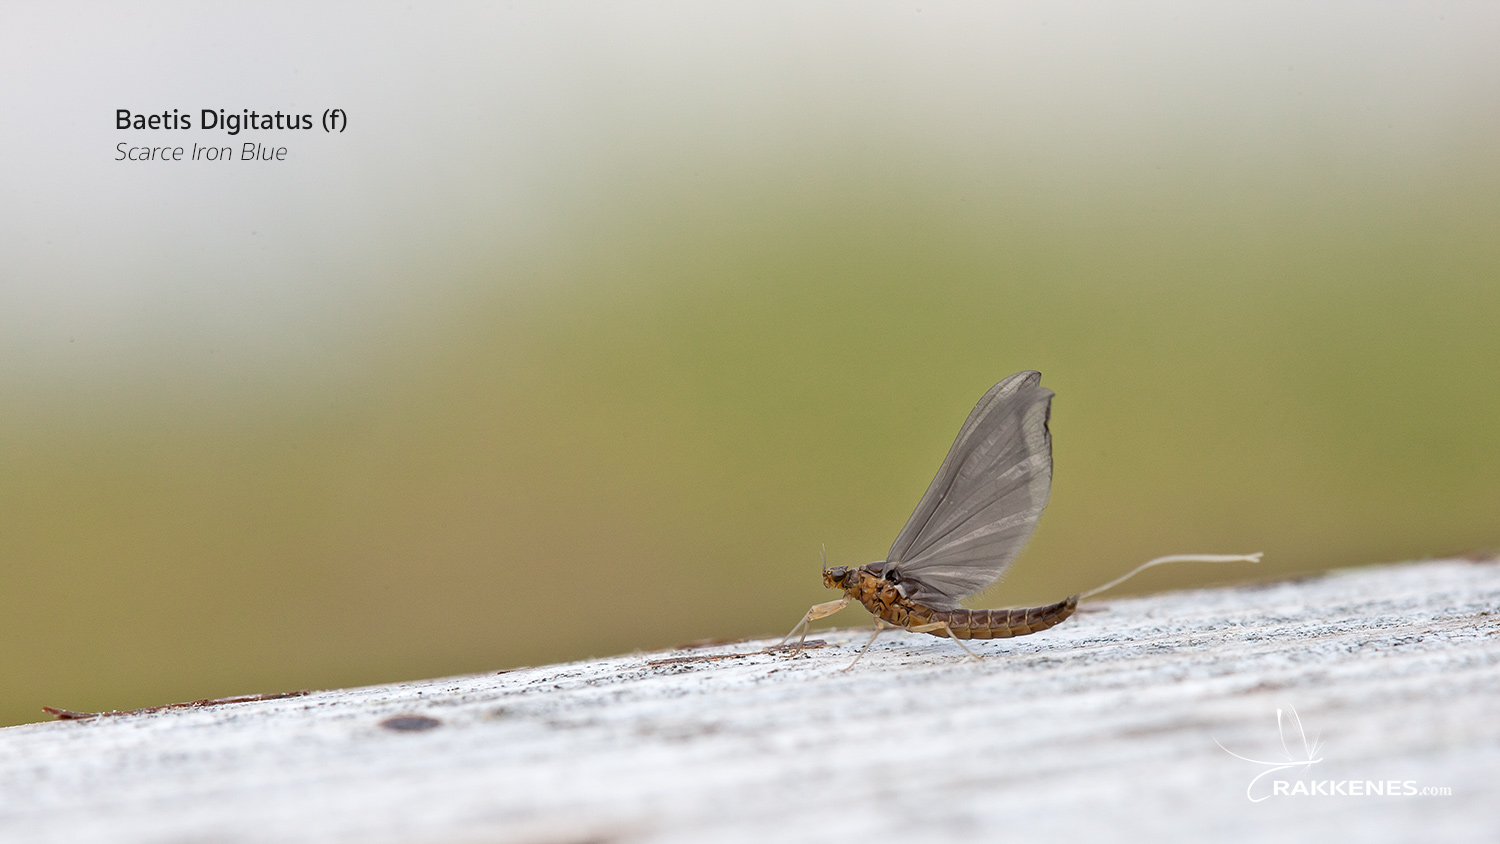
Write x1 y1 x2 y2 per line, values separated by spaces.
844 620 888 671
904 620 981 661
844 619 979 671
780 597 850 653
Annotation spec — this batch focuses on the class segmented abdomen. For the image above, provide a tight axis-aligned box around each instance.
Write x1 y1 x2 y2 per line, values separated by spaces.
908 595 1079 640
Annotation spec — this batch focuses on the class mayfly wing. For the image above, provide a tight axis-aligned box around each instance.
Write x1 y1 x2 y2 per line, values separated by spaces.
883 371 1054 610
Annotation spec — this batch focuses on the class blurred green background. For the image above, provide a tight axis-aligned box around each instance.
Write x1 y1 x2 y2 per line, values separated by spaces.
2 4 1497 727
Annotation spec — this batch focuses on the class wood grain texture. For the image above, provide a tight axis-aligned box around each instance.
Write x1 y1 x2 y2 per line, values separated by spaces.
2 558 1496 844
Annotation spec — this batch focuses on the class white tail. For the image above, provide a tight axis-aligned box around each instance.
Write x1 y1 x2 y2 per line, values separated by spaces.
1080 553 1264 600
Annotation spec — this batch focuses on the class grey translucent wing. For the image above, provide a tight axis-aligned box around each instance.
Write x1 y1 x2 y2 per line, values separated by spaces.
883 371 1054 610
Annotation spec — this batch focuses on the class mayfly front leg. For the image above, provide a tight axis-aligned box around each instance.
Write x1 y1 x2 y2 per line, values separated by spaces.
779 597 851 653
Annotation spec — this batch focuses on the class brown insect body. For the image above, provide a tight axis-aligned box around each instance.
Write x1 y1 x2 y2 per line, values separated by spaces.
825 565 1078 641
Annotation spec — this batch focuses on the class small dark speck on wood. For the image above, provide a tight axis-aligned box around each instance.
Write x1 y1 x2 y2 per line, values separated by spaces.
379 715 442 732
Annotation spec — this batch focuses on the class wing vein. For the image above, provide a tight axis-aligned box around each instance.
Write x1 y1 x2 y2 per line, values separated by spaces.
882 371 1054 610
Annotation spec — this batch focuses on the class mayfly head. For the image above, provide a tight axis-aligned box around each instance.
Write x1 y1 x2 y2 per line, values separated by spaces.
819 544 850 589
822 566 851 590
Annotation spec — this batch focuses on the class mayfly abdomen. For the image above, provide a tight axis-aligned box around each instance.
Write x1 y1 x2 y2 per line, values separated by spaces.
913 595 1079 640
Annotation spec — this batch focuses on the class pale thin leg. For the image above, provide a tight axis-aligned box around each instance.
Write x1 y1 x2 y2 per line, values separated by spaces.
907 620 981 661
779 597 851 653
843 620 887 671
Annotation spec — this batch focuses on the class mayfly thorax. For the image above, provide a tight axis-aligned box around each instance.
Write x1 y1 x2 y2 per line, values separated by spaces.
782 370 1262 669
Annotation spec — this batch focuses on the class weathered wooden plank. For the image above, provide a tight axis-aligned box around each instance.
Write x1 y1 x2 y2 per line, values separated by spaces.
1 558 1495 843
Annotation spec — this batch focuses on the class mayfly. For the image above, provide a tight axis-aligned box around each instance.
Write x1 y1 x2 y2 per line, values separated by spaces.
782 370 1261 668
